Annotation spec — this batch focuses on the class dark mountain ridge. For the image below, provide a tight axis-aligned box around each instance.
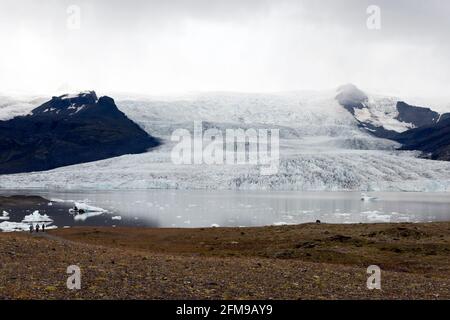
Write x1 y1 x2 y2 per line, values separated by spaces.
0 91 160 174
395 116 450 161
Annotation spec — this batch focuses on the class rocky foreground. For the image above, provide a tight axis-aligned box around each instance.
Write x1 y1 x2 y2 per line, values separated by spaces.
0 222 449 299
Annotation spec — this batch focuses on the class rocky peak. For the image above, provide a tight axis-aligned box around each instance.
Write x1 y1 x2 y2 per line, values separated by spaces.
335 84 368 112
31 91 99 116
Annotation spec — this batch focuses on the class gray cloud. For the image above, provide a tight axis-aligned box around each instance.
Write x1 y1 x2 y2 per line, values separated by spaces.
0 0 449 99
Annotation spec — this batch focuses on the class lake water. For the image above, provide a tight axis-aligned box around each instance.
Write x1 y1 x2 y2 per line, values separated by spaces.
1 190 450 229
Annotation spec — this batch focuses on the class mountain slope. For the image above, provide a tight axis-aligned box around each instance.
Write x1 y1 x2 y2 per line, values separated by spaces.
0 91 160 174
395 117 450 161
335 84 443 139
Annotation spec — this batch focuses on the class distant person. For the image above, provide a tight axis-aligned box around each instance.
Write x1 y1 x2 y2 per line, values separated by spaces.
35 224 40 233
29 225 33 233
42 224 45 232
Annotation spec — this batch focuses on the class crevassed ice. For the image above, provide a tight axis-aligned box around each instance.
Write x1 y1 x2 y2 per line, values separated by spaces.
0 91 450 191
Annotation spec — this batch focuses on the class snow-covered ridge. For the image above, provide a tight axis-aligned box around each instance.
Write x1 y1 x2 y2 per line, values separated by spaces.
60 91 97 101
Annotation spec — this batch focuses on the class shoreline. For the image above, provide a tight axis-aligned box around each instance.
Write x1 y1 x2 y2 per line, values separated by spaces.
1 222 449 299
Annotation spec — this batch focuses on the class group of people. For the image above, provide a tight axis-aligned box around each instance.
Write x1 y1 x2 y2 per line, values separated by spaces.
29 224 46 233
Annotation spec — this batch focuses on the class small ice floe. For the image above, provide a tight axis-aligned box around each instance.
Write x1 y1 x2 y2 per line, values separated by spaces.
48 202 53 206
69 202 107 215
111 216 122 220
363 210 391 223
73 211 104 221
0 221 32 232
22 210 53 223
335 213 351 217
361 193 377 202
211 223 220 228
0 211 10 221
68 202 106 222
1 210 56 232
273 221 289 226
239 203 252 208
50 198 72 203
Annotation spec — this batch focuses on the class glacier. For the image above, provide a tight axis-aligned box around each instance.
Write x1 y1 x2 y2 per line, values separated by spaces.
1 90 450 191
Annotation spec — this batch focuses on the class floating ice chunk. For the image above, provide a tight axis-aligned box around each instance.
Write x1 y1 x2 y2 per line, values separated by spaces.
363 211 391 222
73 211 104 221
0 221 31 232
0 220 57 232
361 193 377 202
50 198 72 203
335 213 351 217
22 210 53 223
70 202 107 213
0 211 10 220
111 216 122 220
273 221 289 226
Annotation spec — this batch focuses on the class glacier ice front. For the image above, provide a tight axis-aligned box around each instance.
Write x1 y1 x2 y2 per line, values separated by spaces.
0 90 449 191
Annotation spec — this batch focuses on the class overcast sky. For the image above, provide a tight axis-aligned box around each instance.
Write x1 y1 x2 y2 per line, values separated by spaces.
0 0 449 98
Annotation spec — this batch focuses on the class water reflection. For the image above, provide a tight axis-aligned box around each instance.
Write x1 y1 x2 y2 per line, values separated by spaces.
1 190 448 228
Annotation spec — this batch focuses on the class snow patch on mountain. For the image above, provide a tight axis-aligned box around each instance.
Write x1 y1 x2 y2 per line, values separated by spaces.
355 95 414 133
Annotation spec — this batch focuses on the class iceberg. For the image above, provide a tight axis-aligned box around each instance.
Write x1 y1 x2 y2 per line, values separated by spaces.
22 210 53 223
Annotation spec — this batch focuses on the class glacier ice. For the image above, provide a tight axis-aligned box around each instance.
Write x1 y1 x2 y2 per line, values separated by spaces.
0 91 449 191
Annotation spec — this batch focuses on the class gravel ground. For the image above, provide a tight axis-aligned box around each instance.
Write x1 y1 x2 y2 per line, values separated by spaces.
0 222 449 299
